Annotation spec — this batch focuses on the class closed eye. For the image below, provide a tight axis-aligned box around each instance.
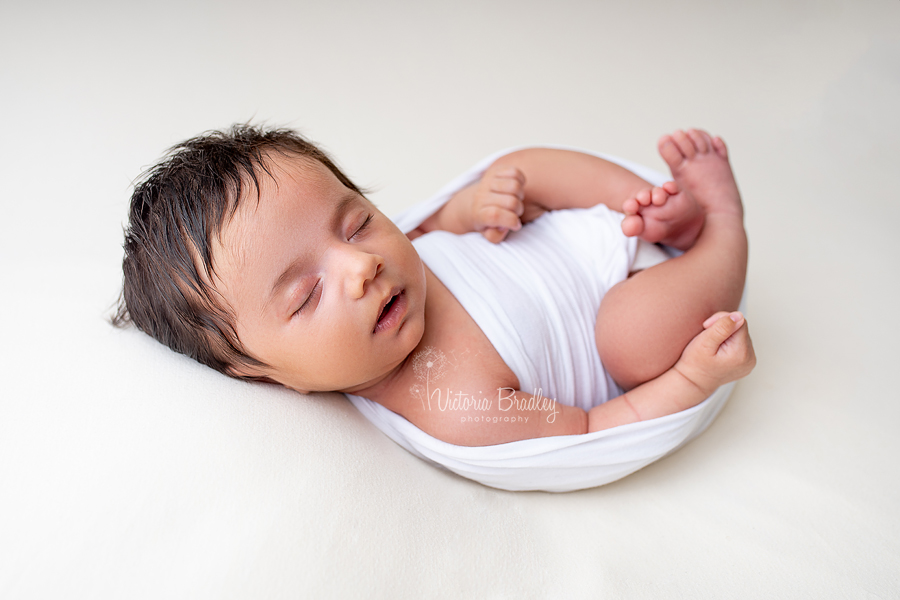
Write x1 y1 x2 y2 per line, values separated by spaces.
350 214 373 240
293 280 321 316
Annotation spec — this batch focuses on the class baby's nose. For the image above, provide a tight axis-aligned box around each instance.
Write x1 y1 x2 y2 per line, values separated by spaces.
342 250 384 299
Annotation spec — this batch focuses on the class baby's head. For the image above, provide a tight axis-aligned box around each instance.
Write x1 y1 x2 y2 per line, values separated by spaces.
113 125 426 394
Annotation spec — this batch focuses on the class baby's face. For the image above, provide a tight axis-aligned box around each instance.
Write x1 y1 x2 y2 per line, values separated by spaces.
211 153 427 394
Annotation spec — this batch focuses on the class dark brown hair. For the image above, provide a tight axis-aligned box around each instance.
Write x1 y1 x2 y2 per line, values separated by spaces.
110 124 365 380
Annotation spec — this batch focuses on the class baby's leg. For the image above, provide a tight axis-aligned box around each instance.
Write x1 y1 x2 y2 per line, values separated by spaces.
596 129 748 390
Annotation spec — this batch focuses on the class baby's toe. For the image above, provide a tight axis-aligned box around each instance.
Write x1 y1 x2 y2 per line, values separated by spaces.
622 197 640 215
662 180 680 195
658 135 686 170
621 214 645 237
687 129 709 153
635 188 652 207
672 130 697 159
712 136 728 159
651 186 669 206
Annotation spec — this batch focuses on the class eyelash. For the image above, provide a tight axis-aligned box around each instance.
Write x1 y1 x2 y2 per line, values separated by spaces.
294 280 320 316
351 214 373 239
293 214 373 317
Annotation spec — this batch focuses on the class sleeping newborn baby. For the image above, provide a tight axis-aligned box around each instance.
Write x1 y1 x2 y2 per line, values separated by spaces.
113 125 755 448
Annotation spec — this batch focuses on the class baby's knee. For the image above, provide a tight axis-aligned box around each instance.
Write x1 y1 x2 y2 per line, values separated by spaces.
594 289 683 391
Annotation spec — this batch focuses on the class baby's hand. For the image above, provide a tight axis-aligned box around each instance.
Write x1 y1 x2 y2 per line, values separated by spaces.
471 166 526 243
674 312 757 396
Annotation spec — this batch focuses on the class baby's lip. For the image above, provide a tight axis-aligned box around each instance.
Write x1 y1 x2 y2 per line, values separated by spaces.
373 285 404 333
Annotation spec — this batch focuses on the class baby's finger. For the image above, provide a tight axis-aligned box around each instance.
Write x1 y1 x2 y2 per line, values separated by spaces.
481 227 509 244
476 206 521 241
733 324 757 370
483 190 524 217
492 166 526 186
702 311 733 329
701 312 744 353
489 174 525 202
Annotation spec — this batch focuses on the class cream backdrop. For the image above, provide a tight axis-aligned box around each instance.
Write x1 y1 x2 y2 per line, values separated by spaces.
1 1 898 598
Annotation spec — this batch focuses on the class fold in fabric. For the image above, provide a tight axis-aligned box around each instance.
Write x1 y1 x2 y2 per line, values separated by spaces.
346 145 744 492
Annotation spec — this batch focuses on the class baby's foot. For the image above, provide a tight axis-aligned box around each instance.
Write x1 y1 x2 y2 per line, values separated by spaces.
621 180 705 251
657 129 744 219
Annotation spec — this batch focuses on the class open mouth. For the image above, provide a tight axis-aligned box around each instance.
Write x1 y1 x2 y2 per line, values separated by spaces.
374 290 406 333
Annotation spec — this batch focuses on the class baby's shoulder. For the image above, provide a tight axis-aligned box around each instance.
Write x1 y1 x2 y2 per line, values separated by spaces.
388 330 517 423
379 269 519 437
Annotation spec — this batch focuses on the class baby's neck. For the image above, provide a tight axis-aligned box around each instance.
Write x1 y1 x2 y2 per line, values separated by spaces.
341 349 415 402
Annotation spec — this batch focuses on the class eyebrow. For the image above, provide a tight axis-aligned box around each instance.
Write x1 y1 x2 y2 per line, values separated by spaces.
265 192 360 309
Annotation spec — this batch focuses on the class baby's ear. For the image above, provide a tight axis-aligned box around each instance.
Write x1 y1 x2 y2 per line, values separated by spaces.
226 362 270 382
226 363 305 391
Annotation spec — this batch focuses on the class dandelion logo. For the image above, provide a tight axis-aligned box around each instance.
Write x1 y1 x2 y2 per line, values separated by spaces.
410 346 448 410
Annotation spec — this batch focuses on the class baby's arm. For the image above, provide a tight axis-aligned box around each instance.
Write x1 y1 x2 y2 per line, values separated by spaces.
418 388 588 447
589 312 756 432
413 148 652 243
421 313 753 445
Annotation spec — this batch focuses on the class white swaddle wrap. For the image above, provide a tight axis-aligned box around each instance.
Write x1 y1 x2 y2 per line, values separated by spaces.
346 145 743 492
410 204 636 413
